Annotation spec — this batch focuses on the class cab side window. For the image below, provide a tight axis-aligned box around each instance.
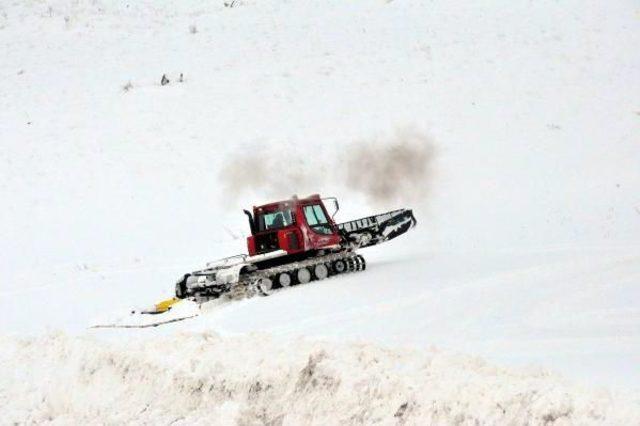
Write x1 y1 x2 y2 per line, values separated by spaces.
312 205 327 224
303 205 332 234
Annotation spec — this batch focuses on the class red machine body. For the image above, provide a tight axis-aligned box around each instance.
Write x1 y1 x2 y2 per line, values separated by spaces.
174 194 416 301
246 194 341 256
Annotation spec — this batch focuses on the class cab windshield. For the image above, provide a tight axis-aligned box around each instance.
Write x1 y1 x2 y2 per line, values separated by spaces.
256 209 294 232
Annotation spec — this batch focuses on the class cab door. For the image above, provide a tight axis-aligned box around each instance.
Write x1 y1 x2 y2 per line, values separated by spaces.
300 203 341 250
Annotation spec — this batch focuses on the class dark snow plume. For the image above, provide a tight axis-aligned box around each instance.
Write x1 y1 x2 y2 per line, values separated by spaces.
219 146 324 203
344 129 436 206
219 129 435 207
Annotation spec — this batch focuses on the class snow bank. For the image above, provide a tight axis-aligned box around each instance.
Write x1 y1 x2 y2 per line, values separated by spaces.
1 333 638 425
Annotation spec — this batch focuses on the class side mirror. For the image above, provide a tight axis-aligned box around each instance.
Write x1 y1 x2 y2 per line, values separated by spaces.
322 197 340 219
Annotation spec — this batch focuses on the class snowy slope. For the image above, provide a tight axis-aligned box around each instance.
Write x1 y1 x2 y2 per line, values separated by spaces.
1 0 639 423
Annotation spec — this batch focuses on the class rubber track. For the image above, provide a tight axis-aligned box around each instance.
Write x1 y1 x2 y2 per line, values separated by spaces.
195 251 366 301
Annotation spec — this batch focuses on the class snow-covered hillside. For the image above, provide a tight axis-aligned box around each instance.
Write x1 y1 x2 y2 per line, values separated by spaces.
1 0 639 423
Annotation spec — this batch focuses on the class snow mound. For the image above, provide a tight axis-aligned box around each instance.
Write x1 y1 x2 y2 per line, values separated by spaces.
1 333 638 425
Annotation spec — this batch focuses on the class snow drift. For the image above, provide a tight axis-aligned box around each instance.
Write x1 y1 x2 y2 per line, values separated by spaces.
1 332 638 425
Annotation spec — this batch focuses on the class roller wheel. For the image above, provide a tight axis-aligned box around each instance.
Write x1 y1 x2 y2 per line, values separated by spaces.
256 277 274 296
296 267 312 284
332 259 347 275
314 264 329 280
277 272 292 288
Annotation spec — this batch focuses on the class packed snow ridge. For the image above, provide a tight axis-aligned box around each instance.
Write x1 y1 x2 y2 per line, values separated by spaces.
1 333 638 425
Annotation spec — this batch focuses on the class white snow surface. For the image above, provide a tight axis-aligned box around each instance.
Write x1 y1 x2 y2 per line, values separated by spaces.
1 0 640 423
2 332 639 425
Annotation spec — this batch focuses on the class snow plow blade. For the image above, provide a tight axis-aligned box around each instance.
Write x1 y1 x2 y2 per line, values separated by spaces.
90 298 199 329
140 297 181 314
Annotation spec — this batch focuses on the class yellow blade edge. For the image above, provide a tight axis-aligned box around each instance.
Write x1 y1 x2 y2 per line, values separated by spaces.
153 297 181 314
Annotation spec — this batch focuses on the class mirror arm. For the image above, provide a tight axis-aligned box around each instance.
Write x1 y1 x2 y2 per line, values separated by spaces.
322 197 340 219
